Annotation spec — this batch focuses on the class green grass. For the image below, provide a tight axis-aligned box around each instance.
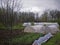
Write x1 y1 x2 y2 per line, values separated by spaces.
11 33 43 45
12 23 25 30
42 32 60 45
0 23 6 29
0 23 25 30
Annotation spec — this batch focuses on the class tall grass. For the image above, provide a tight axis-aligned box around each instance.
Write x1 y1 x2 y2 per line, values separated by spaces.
11 33 43 45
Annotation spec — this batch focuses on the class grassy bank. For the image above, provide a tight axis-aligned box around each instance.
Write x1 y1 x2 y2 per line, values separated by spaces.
42 32 60 45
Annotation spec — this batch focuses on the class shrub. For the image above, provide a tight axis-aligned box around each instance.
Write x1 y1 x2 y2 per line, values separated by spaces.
31 22 34 25
57 20 60 25
12 23 25 30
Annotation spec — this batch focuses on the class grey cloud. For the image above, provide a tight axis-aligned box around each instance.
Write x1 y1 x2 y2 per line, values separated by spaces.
22 0 60 10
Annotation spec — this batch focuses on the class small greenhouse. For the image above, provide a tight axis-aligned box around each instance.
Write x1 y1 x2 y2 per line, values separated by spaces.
24 25 59 34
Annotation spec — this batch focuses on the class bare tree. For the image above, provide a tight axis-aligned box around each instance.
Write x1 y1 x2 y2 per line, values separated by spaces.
50 10 60 20
0 0 22 29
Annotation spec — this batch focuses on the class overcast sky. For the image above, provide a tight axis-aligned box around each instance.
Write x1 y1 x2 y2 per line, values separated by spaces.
22 0 60 10
0 0 60 12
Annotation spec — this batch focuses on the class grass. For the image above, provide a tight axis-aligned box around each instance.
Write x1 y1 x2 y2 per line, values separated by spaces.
10 33 43 45
0 23 6 29
42 32 60 45
0 23 25 30
1 32 60 45
12 23 25 30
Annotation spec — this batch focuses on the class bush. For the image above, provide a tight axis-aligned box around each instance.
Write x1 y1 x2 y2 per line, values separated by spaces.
57 20 60 25
31 22 34 25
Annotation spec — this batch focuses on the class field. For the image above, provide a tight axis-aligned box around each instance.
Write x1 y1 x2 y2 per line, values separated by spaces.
11 33 43 45
0 31 60 45
0 29 43 45
0 32 43 45
10 32 60 45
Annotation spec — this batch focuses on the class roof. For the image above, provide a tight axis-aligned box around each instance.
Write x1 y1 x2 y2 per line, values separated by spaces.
31 25 43 30
23 23 31 26
23 22 59 27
